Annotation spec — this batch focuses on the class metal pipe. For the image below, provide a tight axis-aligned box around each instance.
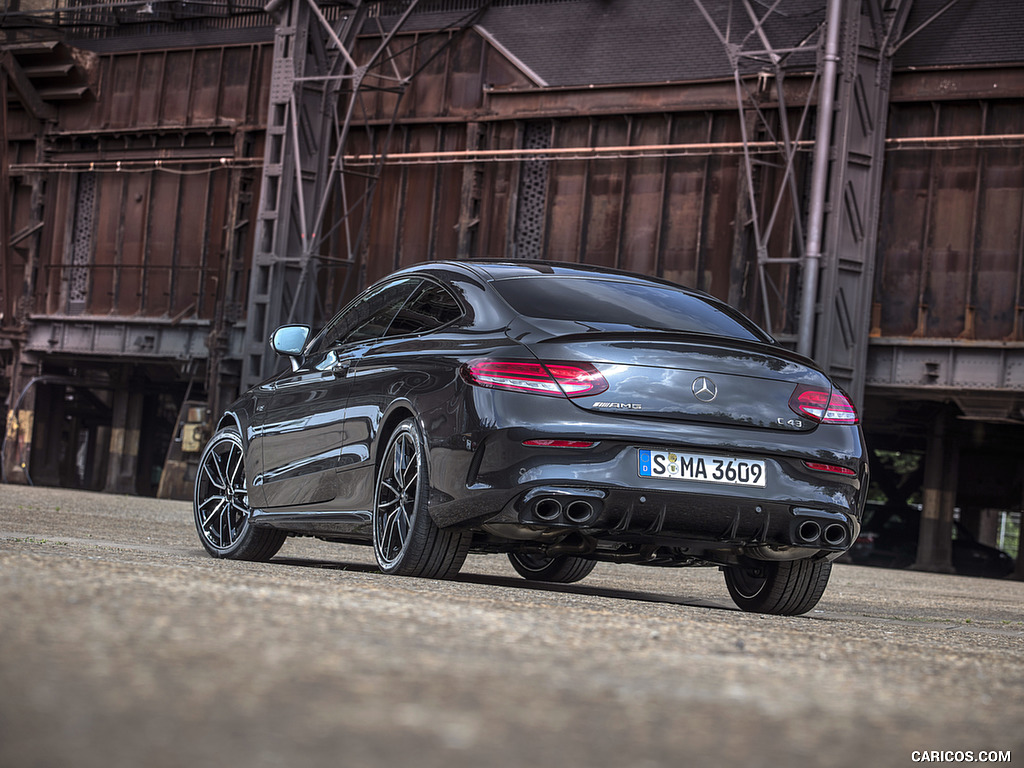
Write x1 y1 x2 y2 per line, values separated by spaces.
796 0 843 359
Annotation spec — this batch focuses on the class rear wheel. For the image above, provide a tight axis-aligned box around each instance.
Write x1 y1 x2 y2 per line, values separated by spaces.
508 552 596 583
723 558 832 615
373 419 470 579
193 426 286 561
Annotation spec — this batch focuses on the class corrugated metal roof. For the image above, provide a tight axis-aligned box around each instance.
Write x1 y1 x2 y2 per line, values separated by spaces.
402 0 1024 87
65 0 1024 79
894 0 1024 69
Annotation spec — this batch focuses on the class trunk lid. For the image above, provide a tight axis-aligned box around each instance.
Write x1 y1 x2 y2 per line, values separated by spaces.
525 330 830 433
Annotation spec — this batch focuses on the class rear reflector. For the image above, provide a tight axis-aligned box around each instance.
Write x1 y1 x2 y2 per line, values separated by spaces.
803 461 857 476
789 386 859 425
523 439 597 449
463 360 608 398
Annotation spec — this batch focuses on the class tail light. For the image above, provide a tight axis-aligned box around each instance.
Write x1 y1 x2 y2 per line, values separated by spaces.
789 385 859 425
463 359 608 399
523 439 597 449
803 460 857 476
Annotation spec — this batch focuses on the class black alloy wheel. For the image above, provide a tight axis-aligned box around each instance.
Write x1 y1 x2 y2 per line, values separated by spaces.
372 419 470 578
193 426 286 560
507 551 597 583
723 557 832 615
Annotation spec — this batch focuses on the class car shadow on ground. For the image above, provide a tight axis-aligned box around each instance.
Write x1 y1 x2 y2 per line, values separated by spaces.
270 555 735 612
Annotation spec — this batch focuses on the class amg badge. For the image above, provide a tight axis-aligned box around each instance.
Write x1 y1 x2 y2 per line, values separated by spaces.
593 401 643 410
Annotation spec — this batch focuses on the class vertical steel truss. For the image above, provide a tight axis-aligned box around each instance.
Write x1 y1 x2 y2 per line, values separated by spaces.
693 0 912 406
242 0 491 392
243 0 417 391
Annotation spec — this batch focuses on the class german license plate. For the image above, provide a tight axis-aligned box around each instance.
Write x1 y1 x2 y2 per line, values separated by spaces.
638 449 766 487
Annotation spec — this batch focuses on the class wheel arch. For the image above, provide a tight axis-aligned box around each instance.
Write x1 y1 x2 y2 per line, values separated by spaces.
374 400 418 471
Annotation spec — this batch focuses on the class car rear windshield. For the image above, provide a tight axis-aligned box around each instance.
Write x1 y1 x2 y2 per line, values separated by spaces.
492 276 767 341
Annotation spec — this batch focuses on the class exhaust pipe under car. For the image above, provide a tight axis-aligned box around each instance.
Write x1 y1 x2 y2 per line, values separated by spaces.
526 492 602 526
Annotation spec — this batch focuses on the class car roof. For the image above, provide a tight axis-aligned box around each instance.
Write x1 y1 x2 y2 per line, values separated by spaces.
404 259 704 293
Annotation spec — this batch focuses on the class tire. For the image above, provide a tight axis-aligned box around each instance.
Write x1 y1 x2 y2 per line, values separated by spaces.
508 552 596 583
193 426 286 561
723 558 832 615
373 419 470 579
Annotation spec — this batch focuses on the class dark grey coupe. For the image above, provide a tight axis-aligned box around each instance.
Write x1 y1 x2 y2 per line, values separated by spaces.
193 261 868 615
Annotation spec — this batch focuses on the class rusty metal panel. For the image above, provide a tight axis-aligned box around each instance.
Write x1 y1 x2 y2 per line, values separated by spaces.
201 169 231 320
363 131 405 285
476 121 518 259
431 125 467 261
698 117 743 303
619 114 669 278
447 31 484 115
135 52 166 127
176 172 215 319
544 119 588 261
104 53 140 130
397 127 439 269
118 172 150 315
925 105 982 338
189 49 225 125
39 175 72 315
580 117 628 268
159 50 195 126
407 34 450 120
89 173 122 315
145 171 180 316
659 113 714 291
220 47 257 124
876 104 935 337
975 103 1024 341
481 38 533 91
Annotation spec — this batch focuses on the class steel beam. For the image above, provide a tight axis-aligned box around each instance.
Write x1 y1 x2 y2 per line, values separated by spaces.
810 0 912 406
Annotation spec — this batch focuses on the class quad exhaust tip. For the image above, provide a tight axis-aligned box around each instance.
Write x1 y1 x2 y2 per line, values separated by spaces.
795 518 848 548
527 496 600 526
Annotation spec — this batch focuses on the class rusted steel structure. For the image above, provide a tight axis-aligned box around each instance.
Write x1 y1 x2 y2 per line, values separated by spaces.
2 0 1023 573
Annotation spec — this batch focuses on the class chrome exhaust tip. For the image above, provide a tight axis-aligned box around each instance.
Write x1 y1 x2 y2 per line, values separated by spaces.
534 498 563 521
823 523 847 547
796 520 822 544
565 499 595 524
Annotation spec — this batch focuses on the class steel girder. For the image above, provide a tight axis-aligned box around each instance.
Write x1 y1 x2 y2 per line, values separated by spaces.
241 0 423 392
693 0 912 407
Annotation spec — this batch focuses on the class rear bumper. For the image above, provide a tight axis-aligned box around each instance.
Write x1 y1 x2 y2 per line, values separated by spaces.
428 420 867 558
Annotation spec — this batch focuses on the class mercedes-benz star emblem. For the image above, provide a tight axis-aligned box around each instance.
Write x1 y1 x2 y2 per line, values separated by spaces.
691 376 718 402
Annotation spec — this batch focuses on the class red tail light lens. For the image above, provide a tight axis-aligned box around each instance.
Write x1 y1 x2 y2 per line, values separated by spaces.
523 439 597 449
789 386 859 425
803 461 857 476
463 360 608 398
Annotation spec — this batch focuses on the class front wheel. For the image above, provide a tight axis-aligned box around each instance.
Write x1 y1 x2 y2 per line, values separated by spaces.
723 558 832 615
508 552 596 583
193 426 286 561
372 419 470 579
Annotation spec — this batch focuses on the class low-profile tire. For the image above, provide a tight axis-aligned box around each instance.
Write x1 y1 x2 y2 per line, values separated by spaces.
193 426 286 561
373 419 470 579
723 557 832 615
508 551 597 584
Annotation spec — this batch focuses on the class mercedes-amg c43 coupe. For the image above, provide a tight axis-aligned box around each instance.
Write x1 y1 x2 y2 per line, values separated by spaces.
194 261 867 615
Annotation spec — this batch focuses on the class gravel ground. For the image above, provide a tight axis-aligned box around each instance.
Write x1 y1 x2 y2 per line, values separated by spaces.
1 483 1021 768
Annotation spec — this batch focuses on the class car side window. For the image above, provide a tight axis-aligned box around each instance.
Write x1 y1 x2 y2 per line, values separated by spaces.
309 278 420 354
384 281 463 338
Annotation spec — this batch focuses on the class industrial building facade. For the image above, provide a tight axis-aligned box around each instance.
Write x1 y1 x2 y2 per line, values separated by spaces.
2 0 1022 573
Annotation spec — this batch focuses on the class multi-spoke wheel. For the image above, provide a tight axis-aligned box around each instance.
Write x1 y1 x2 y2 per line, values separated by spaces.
508 551 596 583
373 419 470 578
193 426 286 561
723 557 832 615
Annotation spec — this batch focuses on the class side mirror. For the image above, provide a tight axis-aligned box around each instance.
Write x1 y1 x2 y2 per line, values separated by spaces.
270 325 310 359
